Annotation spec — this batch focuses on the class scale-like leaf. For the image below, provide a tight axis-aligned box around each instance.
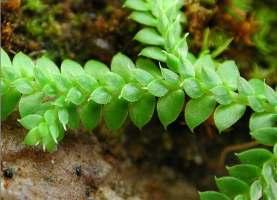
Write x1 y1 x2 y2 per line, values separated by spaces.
199 191 230 200
129 94 155 129
182 78 203 99
120 83 142 102
79 102 101 130
103 98 128 130
19 114 43 129
157 89 184 128
216 177 249 198
139 47 166 62
13 52 34 78
214 103 246 132
251 127 277 145
185 95 216 131
134 28 165 46
129 11 157 26
84 60 109 80
236 148 272 167
124 0 149 11
227 164 261 184
66 87 84 105
89 87 112 104
13 78 33 94
147 79 168 97
111 53 135 82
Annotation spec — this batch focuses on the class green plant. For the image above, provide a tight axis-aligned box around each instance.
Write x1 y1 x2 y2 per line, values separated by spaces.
125 0 277 198
200 144 277 200
1 0 277 198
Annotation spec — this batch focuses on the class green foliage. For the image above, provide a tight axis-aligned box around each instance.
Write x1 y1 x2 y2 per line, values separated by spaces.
2 46 276 151
1 1 277 198
200 144 277 200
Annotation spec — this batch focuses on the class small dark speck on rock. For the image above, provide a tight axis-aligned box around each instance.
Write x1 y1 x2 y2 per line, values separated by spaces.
74 165 82 177
3 168 14 179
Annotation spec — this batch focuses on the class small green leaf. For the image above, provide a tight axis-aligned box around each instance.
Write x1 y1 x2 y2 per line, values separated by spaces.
84 60 109 80
136 58 161 78
199 191 230 200
264 84 277 105
89 87 112 104
13 52 35 78
61 59 84 79
44 109 57 125
124 0 149 11
250 180 262 200
67 106 80 129
157 89 184 128
24 127 41 146
18 114 43 129
180 57 195 77
65 87 84 105
249 79 265 95
139 47 166 62
103 98 128 130
214 103 246 132
134 28 165 46
129 11 157 26
34 66 51 86
52 95 65 108
227 164 261 184
238 78 254 96
52 74 72 93
249 113 277 131
120 83 142 102
58 109 69 130
111 53 135 82
13 78 33 94
1 48 12 68
236 148 272 167
247 96 265 112
44 110 59 143
147 79 168 97
41 84 55 97
19 92 44 117
129 94 155 129
2 65 19 81
211 85 232 105
99 72 125 94
35 56 60 79
185 96 216 131
182 78 203 99
161 68 179 87
234 194 247 200
163 52 181 73
132 68 154 86
79 102 101 130
76 74 98 92
200 66 222 88
194 54 215 72
251 127 277 145
38 122 57 152
48 124 60 144
215 177 249 198
1 87 21 120
217 60 240 90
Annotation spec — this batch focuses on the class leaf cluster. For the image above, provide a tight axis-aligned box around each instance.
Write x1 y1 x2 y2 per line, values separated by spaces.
200 144 277 200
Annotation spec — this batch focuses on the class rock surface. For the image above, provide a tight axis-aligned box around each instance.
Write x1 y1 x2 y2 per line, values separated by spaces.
1 117 197 200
